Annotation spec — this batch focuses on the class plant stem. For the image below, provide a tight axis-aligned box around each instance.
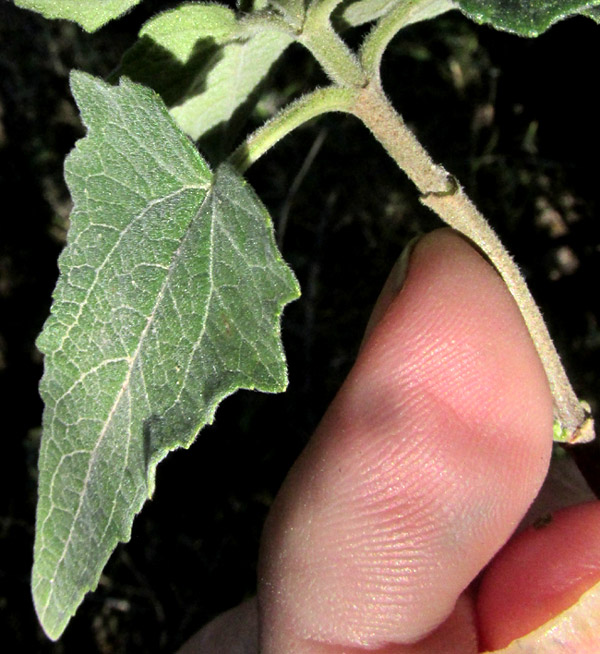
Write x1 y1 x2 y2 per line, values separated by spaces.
351 80 593 443
306 0 348 24
299 0 367 87
360 0 457 78
228 86 359 173
237 1 593 443
423 189 593 442
351 80 451 193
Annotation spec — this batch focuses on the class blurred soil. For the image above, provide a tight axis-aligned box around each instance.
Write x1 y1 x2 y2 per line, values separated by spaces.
1 1 599 651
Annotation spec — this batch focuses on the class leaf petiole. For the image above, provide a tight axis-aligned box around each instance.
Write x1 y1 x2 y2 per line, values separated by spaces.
360 0 457 78
229 85 359 173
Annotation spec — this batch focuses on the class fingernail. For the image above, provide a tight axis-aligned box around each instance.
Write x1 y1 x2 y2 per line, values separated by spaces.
360 234 423 350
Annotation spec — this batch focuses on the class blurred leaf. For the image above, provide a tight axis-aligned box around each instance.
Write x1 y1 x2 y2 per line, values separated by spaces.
580 6 600 22
32 71 299 640
14 0 141 32
270 0 307 28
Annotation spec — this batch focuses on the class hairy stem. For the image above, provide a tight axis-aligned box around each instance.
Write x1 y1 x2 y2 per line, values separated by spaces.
299 17 367 87
423 190 593 442
351 80 592 442
351 80 451 193
228 86 359 173
236 2 593 442
360 0 457 78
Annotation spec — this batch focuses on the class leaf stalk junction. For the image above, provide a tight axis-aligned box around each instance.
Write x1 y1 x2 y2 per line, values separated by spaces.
230 0 594 444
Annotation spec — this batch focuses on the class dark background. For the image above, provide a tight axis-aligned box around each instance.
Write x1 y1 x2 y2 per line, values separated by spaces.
1 1 599 651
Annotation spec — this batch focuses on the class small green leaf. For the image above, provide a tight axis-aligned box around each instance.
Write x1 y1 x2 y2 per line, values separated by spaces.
553 419 571 443
170 30 293 143
455 0 600 36
14 0 141 32
339 0 456 30
339 0 403 27
33 71 299 640
115 3 293 142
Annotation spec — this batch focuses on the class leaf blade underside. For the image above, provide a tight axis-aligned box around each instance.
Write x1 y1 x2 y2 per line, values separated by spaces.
14 0 142 32
455 0 600 36
338 0 456 29
33 71 299 641
115 3 293 142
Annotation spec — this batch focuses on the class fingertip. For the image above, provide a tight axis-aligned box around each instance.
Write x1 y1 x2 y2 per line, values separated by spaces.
477 500 600 651
259 228 555 651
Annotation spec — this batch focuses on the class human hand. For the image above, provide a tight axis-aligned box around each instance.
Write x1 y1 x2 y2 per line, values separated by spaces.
179 229 600 653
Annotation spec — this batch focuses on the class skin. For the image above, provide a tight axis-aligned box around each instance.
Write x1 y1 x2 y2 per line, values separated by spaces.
178 229 600 654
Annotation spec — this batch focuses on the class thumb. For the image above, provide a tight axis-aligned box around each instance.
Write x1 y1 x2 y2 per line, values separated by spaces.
258 229 554 652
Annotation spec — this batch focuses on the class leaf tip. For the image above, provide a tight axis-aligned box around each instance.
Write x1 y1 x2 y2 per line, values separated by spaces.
32 577 69 642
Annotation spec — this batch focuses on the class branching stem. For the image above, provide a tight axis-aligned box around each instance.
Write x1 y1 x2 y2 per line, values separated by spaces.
233 0 594 442
352 80 593 442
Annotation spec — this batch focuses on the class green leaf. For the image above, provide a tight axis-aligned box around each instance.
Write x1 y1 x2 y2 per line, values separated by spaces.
339 0 403 27
32 71 300 641
580 6 600 23
139 5 238 61
170 30 293 143
339 0 456 29
115 3 293 142
114 4 238 108
455 0 600 36
14 0 142 32
270 0 307 28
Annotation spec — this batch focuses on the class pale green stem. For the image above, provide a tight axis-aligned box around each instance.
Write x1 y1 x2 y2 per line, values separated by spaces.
351 80 451 193
306 0 348 23
351 80 593 443
228 86 359 173
299 3 367 87
422 188 593 443
235 3 594 443
361 0 457 78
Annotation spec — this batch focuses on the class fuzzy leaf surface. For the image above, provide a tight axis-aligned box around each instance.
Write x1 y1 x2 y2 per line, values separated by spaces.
33 71 299 641
581 6 600 22
115 3 293 142
339 0 456 28
14 0 141 32
455 0 600 36
270 0 306 28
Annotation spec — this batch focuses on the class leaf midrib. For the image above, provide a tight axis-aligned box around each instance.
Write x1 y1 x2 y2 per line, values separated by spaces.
36 182 212 624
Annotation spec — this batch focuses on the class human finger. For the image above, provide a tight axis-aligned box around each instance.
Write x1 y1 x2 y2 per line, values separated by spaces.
258 229 554 652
